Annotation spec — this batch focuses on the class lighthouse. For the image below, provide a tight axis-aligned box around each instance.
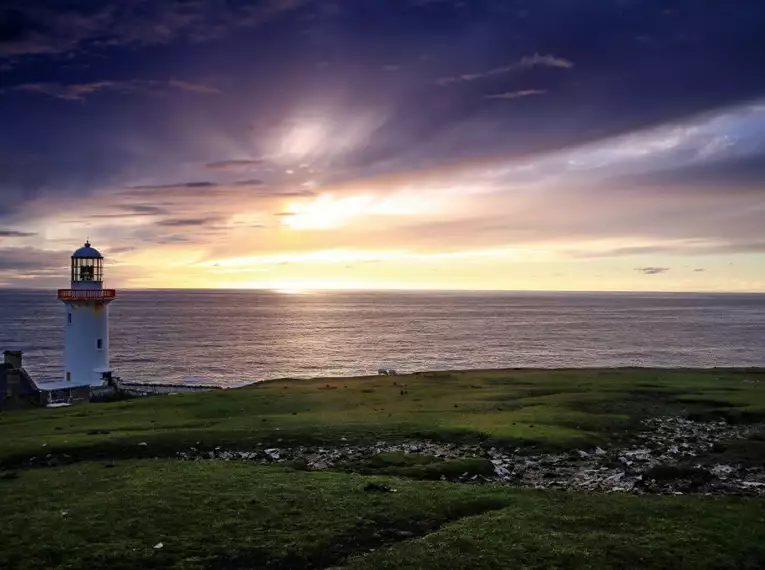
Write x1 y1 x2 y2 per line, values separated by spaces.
57 241 116 386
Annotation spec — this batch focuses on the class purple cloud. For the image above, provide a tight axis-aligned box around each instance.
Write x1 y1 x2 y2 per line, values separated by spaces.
6 79 222 101
437 53 573 85
485 89 547 100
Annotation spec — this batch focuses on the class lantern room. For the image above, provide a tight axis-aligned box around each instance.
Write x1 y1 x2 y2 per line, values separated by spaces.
70 241 103 289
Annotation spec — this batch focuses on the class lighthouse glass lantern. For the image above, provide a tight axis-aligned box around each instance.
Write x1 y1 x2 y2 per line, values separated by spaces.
71 255 103 285
57 241 117 386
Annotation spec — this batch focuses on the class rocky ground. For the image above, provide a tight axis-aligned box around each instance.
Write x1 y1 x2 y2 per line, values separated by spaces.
178 417 765 496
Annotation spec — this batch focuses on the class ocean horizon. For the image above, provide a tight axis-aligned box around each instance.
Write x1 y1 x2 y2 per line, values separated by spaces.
2 289 764 387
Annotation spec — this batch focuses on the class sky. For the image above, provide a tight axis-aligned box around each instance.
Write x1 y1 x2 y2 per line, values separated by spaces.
1 0 765 292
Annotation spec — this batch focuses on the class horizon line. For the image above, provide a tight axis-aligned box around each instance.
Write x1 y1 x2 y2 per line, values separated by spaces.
1 286 764 295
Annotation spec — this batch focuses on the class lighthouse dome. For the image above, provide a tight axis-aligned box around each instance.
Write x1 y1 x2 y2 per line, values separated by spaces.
72 241 103 259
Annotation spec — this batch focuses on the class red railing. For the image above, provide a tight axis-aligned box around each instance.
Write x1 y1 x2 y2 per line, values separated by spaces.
57 289 116 301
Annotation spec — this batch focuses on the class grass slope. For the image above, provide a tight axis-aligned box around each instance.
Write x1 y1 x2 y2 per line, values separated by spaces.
0 461 510 570
2 461 764 570
342 491 765 570
2 368 765 465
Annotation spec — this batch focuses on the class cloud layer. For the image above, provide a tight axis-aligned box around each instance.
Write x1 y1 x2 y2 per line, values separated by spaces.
1 0 765 291
0 0 309 59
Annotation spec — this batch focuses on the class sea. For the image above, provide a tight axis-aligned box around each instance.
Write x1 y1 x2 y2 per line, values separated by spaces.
1 290 764 387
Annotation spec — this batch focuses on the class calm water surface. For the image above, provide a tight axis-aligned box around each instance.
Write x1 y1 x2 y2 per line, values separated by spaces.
1 290 764 386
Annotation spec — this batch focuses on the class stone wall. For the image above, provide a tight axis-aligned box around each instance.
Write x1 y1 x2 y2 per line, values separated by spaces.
90 384 119 402
116 381 220 397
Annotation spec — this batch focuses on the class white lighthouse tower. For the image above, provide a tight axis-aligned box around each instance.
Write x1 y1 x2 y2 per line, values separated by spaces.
57 241 116 386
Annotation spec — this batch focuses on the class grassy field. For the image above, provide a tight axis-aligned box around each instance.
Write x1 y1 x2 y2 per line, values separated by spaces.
2 368 765 464
2 368 765 569
2 460 765 570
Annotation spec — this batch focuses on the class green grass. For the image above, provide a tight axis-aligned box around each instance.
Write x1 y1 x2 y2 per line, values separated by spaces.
2 368 765 466
342 490 765 570
2 460 764 570
0 460 510 570
2 368 765 569
343 452 496 480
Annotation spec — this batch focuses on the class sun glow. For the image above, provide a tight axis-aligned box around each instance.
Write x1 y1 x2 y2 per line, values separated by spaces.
281 191 441 230
281 194 375 229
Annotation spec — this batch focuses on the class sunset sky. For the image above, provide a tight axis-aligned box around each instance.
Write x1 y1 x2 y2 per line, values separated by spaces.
1 0 765 292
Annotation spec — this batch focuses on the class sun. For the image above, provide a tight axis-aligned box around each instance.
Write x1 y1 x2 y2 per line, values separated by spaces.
281 194 375 230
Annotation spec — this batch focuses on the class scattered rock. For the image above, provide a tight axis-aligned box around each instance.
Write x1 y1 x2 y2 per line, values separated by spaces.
174 416 765 496
153 542 164 549
264 448 281 460
602 472 624 485
711 464 734 477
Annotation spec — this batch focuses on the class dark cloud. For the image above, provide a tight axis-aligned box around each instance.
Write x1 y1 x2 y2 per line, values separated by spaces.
156 216 223 227
205 159 263 171
276 190 315 196
485 89 546 100
127 205 170 215
130 181 217 190
0 0 311 59
89 205 170 219
694 268 705 272
106 246 136 254
635 267 670 275
5 79 222 101
570 242 765 259
164 80 222 95
121 181 304 198
154 235 192 244
0 247 68 270
0 229 35 237
612 155 765 191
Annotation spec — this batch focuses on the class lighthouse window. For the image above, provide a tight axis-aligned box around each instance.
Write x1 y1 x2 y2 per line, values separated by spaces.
97 338 103 350
67 313 72 324
71 257 103 282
